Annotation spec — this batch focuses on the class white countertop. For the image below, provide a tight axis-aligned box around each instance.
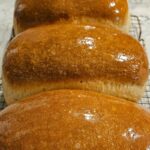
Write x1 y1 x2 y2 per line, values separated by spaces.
0 0 15 76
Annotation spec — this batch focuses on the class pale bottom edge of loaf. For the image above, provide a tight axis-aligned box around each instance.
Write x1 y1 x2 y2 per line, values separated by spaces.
2 77 145 105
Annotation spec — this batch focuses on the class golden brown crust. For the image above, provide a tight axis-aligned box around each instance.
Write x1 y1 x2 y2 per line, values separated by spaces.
0 90 150 149
3 23 149 86
14 0 128 34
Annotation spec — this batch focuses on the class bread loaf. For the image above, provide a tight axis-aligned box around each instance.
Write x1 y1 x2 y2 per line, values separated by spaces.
14 0 129 34
2 23 148 104
0 90 150 149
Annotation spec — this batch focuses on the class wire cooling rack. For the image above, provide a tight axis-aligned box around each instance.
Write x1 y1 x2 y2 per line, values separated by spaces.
0 15 150 110
0 80 5 110
129 15 150 109
129 15 142 40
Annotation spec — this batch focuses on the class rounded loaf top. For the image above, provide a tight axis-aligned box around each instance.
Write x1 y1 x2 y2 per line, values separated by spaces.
0 90 150 149
3 23 148 86
14 0 129 34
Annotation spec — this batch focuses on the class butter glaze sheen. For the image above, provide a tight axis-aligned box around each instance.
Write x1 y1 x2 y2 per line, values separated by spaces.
0 90 150 149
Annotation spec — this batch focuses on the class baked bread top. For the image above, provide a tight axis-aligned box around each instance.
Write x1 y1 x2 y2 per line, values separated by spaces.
14 0 129 34
0 90 150 149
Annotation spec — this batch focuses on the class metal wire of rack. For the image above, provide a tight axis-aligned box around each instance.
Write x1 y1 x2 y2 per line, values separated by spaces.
0 80 6 110
129 15 142 40
0 15 150 110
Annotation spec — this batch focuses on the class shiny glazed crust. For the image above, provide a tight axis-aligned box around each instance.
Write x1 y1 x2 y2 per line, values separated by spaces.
2 23 149 103
0 90 150 149
14 0 129 34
